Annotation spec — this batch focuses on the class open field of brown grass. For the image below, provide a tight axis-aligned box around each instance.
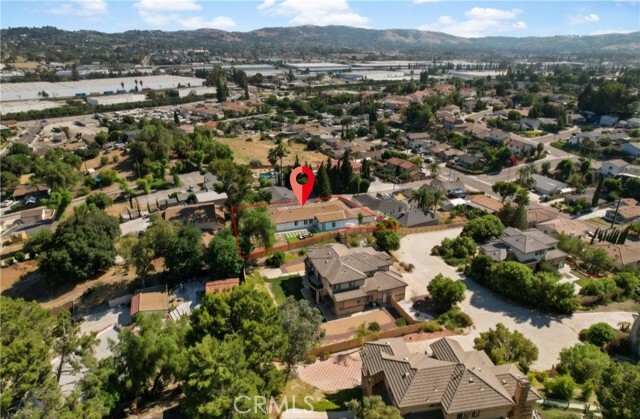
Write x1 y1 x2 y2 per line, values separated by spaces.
215 135 327 167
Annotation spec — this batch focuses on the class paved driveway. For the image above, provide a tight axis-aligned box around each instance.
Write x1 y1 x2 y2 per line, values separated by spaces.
397 230 636 370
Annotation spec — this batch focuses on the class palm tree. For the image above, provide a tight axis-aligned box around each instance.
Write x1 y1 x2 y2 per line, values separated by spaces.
354 322 378 347
429 162 440 178
431 190 445 213
410 188 431 211
353 174 362 194
139 80 143 89
268 141 288 186
120 81 125 90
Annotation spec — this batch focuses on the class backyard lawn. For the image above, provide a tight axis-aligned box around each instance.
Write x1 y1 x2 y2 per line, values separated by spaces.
280 378 362 412
266 274 305 304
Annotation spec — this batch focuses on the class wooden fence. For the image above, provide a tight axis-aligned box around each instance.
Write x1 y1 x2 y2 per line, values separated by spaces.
390 297 419 325
397 222 465 235
310 322 425 356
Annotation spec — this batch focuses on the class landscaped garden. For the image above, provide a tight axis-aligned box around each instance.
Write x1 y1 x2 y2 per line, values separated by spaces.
266 274 305 304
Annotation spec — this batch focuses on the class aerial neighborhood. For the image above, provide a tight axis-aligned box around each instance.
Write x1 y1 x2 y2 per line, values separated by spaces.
1 10 639 419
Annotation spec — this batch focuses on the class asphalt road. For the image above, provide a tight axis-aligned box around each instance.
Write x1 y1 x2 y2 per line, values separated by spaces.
397 230 636 370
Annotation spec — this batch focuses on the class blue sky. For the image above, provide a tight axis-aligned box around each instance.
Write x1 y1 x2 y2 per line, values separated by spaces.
1 1 639 37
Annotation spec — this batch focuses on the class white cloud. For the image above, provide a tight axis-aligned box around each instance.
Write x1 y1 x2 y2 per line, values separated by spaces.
50 0 107 16
419 7 527 37
568 13 600 25
413 0 440 3
258 0 277 11
592 28 635 35
134 0 201 13
132 0 234 30
181 16 236 30
258 0 369 27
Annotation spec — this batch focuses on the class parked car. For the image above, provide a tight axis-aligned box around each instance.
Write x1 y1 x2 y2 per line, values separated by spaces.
1 200 14 208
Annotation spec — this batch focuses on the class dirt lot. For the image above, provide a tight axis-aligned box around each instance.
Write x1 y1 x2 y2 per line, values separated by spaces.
216 135 327 167
0 258 167 312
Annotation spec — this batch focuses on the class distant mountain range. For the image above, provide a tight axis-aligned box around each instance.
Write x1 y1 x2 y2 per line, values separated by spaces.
1 26 639 64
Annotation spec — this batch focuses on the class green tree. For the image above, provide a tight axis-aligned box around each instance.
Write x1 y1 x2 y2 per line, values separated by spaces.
208 159 253 207
23 228 53 257
592 176 603 207
461 214 505 242
404 101 434 131
239 206 276 251
39 210 120 283
492 181 521 202
557 343 610 384
280 297 325 379
346 395 402 419
189 285 286 395
373 227 400 253
596 362 640 419
613 271 640 299
581 247 614 275
541 161 551 176
206 228 243 278
544 375 576 400
581 323 616 348
556 159 575 181
85 192 113 210
427 274 467 309
164 223 204 279
44 189 74 221
410 188 434 211
557 232 586 257
112 314 188 404
0 297 58 415
473 323 539 372
315 162 332 200
181 335 263 418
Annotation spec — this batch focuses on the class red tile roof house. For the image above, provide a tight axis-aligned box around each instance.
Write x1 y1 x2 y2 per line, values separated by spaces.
205 278 240 294
385 157 426 182
361 337 541 419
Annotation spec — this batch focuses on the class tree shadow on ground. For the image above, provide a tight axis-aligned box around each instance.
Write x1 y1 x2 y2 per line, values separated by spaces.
462 276 568 329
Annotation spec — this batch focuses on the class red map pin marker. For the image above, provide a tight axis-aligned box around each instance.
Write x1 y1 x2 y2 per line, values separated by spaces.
290 166 315 207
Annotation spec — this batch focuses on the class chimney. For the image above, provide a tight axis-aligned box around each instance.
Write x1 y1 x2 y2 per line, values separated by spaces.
512 377 532 419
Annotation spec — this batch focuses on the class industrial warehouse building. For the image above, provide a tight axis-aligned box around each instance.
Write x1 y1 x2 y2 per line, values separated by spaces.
0 75 205 102
86 94 148 106
0 100 63 115
174 86 217 98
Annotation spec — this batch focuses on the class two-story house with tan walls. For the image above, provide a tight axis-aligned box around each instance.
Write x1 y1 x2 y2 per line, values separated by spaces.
304 243 407 316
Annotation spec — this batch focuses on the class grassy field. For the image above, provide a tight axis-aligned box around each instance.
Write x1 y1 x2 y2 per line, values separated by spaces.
280 378 361 412
215 135 327 167
537 404 583 419
266 274 304 304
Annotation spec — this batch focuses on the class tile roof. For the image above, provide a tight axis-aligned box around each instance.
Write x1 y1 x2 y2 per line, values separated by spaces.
537 218 591 237
333 287 368 302
396 210 439 227
306 243 393 286
130 290 169 317
205 278 240 294
269 200 360 224
361 338 538 415
386 157 419 170
500 228 558 254
593 243 640 267
527 208 558 225
467 195 504 213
